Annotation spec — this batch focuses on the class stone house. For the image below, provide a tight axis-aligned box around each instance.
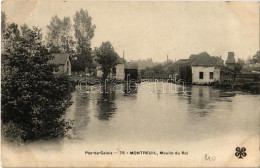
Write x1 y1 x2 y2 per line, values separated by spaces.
191 53 223 84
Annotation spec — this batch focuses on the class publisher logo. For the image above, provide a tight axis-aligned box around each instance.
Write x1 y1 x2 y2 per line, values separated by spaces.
235 147 247 159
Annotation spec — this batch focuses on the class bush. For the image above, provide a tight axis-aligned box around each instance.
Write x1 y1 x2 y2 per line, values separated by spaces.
1 24 74 142
1 121 24 144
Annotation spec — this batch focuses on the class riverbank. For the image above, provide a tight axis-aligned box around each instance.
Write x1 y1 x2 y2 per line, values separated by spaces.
214 83 260 94
69 73 260 94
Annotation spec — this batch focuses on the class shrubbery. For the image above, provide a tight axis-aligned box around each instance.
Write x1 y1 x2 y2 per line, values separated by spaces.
1 23 74 142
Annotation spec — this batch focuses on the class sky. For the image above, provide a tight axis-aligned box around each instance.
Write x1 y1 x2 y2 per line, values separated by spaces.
2 1 259 62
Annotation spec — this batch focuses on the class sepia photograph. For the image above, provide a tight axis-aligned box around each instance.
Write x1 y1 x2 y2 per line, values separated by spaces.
1 0 259 167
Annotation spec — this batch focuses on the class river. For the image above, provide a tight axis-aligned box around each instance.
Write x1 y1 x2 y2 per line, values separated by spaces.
64 82 259 144
3 82 259 167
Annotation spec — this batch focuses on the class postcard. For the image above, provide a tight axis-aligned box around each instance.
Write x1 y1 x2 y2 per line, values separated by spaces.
1 1 259 167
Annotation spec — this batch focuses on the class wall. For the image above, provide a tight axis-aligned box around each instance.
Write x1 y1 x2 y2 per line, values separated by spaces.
192 66 219 84
214 68 220 81
115 64 125 80
53 59 71 75
125 69 138 80
178 65 192 83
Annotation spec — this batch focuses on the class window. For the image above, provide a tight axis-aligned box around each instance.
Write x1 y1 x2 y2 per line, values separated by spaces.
209 72 214 79
199 72 204 79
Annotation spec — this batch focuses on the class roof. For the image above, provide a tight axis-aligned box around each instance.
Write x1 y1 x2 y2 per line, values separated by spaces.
162 62 174 68
174 59 190 65
190 52 223 67
212 56 224 65
189 54 199 64
49 53 70 65
125 62 138 69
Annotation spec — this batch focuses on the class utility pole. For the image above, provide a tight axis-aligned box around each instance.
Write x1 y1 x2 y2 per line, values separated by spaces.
167 55 168 63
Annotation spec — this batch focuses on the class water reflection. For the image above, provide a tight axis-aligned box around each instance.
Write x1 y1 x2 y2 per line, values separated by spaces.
96 86 117 121
67 92 91 140
64 83 259 144
95 84 138 121
124 84 138 94
187 86 220 117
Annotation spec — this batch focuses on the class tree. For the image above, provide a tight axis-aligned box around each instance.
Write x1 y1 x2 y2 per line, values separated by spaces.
1 11 7 54
46 15 74 53
95 42 119 80
60 17 75 53
46 15 62 53
153 64 165 75
252 51 260 64
233 58 246 73
234 63 243 73
140 64 169 77
1 11 7 35
237 58 246 66
73 9 96 71
2 23 74 141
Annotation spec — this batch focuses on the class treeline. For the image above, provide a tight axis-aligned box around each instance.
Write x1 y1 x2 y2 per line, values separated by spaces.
244 51 260 72
132 58 159 70
45 9 96 72
45 9 124 77
130 58 174 70
231 53 260 73
247 51 260 64
140 64 175 78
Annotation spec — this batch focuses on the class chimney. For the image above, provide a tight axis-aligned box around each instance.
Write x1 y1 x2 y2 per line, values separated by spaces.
226 52 235 70
227 52 235 63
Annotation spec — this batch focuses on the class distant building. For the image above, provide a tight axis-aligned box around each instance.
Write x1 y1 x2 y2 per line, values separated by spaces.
172 59 192 83
112 64 125 80
170 52 224 84
49 53 71 75
226 52 236 70
96 58 138 81
191 52 223 84
125 62 138 81
97 63 125 80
